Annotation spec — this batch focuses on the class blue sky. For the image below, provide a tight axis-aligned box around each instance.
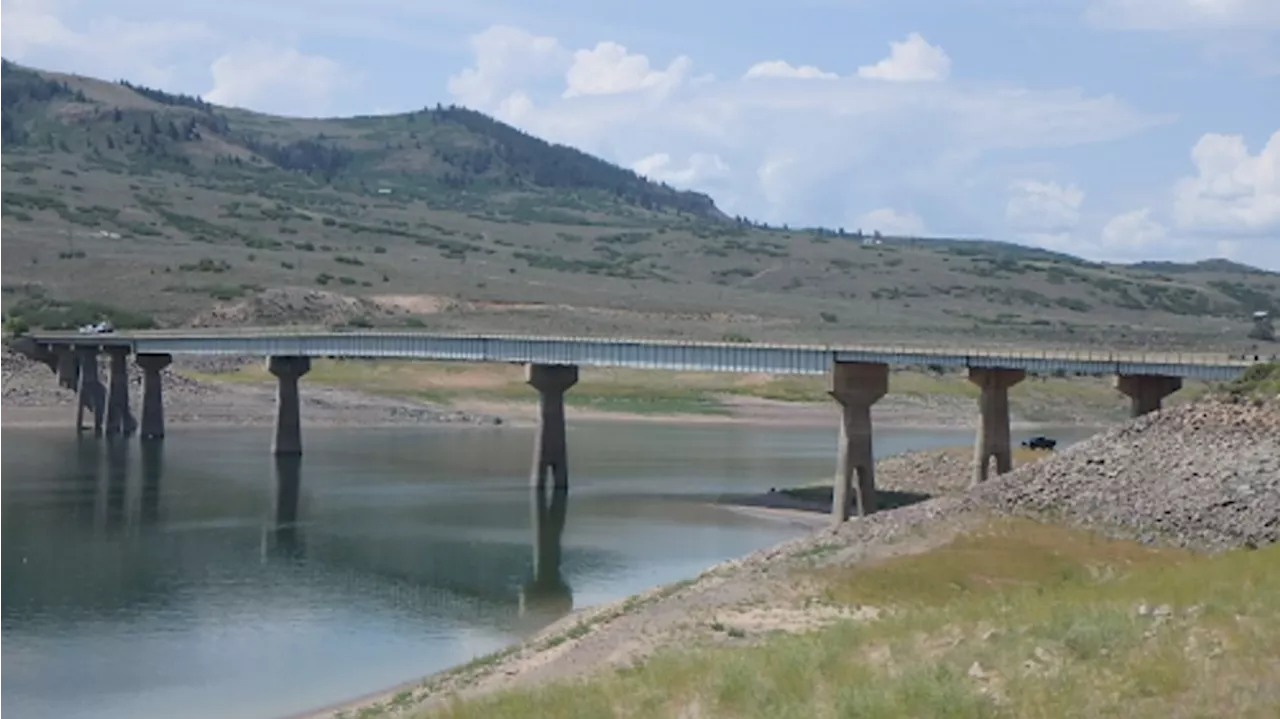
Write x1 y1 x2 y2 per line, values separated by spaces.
4 0 1278 269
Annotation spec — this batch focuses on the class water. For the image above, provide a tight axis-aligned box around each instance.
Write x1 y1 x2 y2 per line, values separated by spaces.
1 421 1099 719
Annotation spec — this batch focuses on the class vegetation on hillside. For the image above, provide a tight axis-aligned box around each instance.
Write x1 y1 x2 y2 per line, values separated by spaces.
0 59 718 218
2 59 1278 350
3 292 156 331
1224 362 1280 398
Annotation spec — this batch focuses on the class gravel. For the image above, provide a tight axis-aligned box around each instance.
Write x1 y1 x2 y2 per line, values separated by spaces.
745 399 1280 557
970 399 1280 551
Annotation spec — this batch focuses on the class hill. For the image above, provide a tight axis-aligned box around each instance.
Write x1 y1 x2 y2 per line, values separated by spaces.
2 60 1278 352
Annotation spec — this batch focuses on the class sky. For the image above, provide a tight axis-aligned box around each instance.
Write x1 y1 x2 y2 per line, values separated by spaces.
3 0 1278 269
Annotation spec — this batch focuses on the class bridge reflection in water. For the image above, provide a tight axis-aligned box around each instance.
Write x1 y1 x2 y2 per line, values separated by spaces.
52 438 578 633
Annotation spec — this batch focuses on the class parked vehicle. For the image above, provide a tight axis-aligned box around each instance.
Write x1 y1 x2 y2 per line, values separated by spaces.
77 321 115 334
1021 435 1057 451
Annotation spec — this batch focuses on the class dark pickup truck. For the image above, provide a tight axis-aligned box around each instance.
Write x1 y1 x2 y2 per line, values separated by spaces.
1021 436 1057 451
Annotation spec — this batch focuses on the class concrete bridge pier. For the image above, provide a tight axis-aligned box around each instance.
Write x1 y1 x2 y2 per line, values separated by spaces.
1116 374 1182 417
55 348 79 389
268 356 311 456
104 347 134 436
137 353 173 440
75 348 104 435
829 361 889 523
527 364 578 491
969 367 1025 486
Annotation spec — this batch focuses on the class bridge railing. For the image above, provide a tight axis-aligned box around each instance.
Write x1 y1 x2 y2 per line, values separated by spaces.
23 329 1261 374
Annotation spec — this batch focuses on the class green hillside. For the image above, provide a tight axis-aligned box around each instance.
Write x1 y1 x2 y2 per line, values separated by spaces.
2 60 1278 352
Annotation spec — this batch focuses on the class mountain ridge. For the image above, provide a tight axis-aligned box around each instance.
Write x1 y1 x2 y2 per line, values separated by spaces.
2 60 1277 351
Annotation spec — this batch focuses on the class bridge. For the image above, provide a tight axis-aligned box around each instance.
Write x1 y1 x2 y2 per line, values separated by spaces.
14 330 1257 525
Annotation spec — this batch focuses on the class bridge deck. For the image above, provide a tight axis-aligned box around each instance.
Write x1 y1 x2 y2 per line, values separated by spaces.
26 330 1255 381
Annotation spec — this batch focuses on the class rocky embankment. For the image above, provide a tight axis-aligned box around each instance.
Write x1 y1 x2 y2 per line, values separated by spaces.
1 348 500 428
972 399 1280 551
735 399 1280 554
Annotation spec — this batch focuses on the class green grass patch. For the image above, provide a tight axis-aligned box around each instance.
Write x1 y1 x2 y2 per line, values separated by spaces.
421 518 1280 719
5 297 156 330
1224 362 1280 398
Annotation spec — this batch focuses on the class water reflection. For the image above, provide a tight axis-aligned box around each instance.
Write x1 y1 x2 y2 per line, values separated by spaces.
253 454 575 623
3 424 825 719
263 456 304 562
520 483 573 626
100 439 129 533
139 441 161 528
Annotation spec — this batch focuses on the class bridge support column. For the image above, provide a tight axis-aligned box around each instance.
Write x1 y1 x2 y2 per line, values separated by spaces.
829 362 889 523
137 353 172 440
527 364 577 491
969 367 1025 486
1116 374 1182 417
76 348 104 435
104 347 133 436
268 356 311 456
55 348 79 390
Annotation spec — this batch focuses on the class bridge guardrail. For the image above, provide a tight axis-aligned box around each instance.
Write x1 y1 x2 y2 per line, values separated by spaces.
22 329 1261 380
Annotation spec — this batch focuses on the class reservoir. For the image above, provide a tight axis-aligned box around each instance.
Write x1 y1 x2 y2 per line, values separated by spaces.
1 421 1099 719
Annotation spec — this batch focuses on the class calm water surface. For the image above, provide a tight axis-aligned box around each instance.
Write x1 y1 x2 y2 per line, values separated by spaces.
2 421 1100 719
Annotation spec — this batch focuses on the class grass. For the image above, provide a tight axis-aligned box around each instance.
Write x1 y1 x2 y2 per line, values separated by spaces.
420 518 1280 719
1224 362 1280 398
182 359 1152 420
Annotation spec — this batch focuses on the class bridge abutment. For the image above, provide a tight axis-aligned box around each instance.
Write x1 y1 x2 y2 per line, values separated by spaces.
75 349 104 435
969 367 1025 486
527 364 578 491
137 353 173 440
829 361 889 523
268 356 311 456
104 347 133 436
1116 374 1182 417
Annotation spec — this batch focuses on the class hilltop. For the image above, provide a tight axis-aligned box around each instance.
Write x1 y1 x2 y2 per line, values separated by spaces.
2 60 1278 351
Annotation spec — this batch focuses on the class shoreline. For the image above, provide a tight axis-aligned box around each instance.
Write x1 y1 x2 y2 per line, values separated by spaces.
288 445 1007 719
1 350 1120 719
289 498 832 719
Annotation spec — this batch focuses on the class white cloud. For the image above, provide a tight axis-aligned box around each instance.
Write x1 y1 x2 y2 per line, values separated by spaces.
1 0 215 86
447 25 570 109
1005 179 1085 232
444 25 1159 229
632 152 731 186
1101 208 1169 250
1172 129 1280 234
1087 0 1280 31
564 41 691 98
858 208 926 236
1016 209 1172 263
1 0 81 55
204 43 349 117
856 33 951 82
743 60 837 80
